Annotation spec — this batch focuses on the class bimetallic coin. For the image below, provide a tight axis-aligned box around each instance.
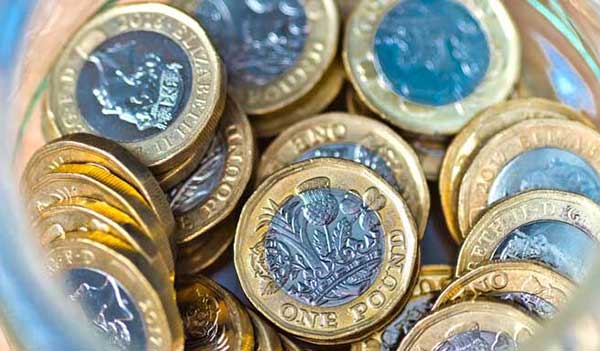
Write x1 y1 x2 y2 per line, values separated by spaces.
458 118 600 235
344 0 520 136
174 0 340 115
177 275 254 351
352 265 453 351
248 310 283 351
398 301 539 351
440 99 595 243
257 113 429 238
433 261 575 320
169 97 254 243
235 158 419 343
457 190 600 283
27 170 174 274
48 3 225 171
251 60 345 138
23 133 176 240
156 145 205 191
47 234 183 351
176 214 236 277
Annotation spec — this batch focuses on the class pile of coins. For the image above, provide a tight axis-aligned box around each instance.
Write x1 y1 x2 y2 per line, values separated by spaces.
19 0 600 350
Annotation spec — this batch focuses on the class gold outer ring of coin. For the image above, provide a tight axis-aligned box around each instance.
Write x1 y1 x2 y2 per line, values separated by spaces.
251 59 345 138
27 170 175 273
397 301 539 350
23 133 176 240
248 310 284 351
41 92 62 142
351 264 453 351
335 0 359 20
457 190 600 276
177 275 254 351
33 197 174 276
235 158 419 343
433 260 575 312
175 213 236 277
457 118 600 235
279 334 302 351
48 3 225 171
169 96 255 243
47 234 184 351
343 0 520 136
256 112 430 239
440 98 595 243
155 144 205 191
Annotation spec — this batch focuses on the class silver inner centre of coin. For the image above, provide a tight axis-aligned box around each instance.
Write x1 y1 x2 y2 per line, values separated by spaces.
492 220 596 283
295 142 400 191
181 293 226 349
488 147 600 205
169 132 227 214
265 187 385 307
64 268 145 351
194 0 309 86
490 291 557 320
434 330 517 351
381 293 436 351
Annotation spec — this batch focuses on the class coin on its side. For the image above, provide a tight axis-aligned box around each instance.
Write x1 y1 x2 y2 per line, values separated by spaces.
169 97 254 243
457 118 600 235
344 0 520 136
173 0 339 115
351 265 453 351
257 113 429 238
457 190 600 283
235 158 419 343
433 261 575 320
177 275 254 351
47 233 183 351
23 133 175 240
251 60 345 138
441 98 595 243
27 170 174 273
48 3 225 172
398 301 539 350
248 310 283 351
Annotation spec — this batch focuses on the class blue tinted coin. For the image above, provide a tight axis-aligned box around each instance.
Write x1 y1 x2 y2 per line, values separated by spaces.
374 0 490 106
64 268 145 351
77 31 193 143
193 0 308 86
489 147 600 205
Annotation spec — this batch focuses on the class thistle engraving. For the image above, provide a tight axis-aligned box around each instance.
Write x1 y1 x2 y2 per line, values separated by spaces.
250 177 385 307
182 293 229 350
169 133 227 213
436 324 517 351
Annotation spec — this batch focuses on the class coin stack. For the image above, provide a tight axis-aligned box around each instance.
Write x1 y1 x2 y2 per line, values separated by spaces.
20 0 600 350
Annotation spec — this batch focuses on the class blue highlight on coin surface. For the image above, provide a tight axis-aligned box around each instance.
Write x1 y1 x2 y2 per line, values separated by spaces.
373 0 490 106
193 0 308 86
77 31 192 143
65 268 145 351
488 147 600 205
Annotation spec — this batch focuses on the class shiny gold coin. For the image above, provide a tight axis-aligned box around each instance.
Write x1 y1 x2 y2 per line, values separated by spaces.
335 0 359 20
352 265 452 351
457 118 600 235
433 261 575 320
33 197 173 275
47 233 183 351
27 170 175 274
441 98 595 243
279 335 302 351
48 3 225 171
235 158 419 343
457 190 600 283
176 214 235 277
251 60 345 138
398 301 539 350
169 97 254 243
41 92 61 142
248 310 283 351
23 133 175 238
344 0 520 136
345 85 376 118
177 275 254 351
156 146 205 191
256 112 429 239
